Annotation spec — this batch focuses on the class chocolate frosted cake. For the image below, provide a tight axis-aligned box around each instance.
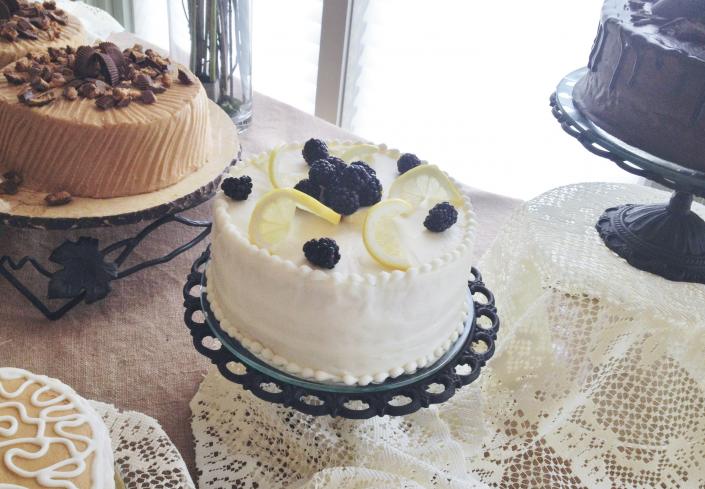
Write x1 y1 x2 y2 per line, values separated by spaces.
0 0 86 67
574 0 705 170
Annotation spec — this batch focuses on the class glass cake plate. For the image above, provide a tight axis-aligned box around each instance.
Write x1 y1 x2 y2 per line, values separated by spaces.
184 248 500 418
552 68 705 197
199 262 475 394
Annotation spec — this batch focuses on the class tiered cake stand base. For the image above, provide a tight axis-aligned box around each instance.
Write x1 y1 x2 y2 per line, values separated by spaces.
183 248 500 419
0 102 240 320
551 68 705 284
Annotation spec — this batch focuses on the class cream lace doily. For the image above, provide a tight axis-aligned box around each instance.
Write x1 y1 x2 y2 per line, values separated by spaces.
191 182 705 488
93 401 195 489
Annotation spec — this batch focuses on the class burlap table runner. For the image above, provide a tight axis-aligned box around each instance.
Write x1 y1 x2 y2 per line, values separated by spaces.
0 92 521 477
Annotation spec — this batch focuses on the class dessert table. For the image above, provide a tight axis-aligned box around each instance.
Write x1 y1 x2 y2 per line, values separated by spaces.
0 90 522 478
189 182 705 489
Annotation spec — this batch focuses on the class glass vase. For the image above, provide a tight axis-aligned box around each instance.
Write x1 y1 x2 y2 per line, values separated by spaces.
188 0 253 132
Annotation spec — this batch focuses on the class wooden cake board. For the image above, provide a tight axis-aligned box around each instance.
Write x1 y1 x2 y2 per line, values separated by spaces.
0 101 240 230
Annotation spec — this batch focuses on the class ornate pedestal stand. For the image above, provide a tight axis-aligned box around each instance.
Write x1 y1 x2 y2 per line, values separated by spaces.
551 68 705 284
183 249 500 419
0 102 240 320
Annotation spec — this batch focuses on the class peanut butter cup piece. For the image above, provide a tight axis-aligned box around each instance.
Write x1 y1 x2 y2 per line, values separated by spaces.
29 16 50 30
116 96 131 108
132 73 152 90
177 68 194 85
3 170 22 186
100 42 128 77
140 89 156 104
0 0 19 17
4 71 26 84
1 25 18 42
96 52 120 86
49 72 65 88
45 191 72 206
16 18 38 40
66 78 83 89
46 10 67 25
14 58 29 72
30 76 50 92
27 63 41 78
39 66 52 81
18 88 55 107
0 4 10 20
63 85 77 100
74 45 99 79
0 171 22 195
95 94 115 110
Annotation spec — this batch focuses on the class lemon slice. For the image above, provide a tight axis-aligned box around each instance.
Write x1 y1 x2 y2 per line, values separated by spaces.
338 143 378 163
249 189 341 249
363 199 414 270
268 145 309 189
388 164 463 209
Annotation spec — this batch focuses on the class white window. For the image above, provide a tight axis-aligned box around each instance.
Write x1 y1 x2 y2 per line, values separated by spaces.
84 0 636 198
338 0 634 199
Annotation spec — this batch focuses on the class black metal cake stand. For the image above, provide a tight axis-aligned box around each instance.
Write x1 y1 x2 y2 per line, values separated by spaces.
551 67 705 284
183 248 500 419
0 102 239 320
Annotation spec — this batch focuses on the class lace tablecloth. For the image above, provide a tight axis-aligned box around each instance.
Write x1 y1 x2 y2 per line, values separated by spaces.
192 183 705 488
94 401 195 489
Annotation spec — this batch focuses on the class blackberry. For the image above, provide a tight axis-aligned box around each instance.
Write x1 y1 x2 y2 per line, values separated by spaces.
294 178 321 200
340 164 371 192
358 176 383 207
221 175 252 201
303 238 341 269
302 138 329 165
324 186 360 215
350 160 376 176
397 153 422 174
424 202 458 232
326 156 347 172
309 159 343 188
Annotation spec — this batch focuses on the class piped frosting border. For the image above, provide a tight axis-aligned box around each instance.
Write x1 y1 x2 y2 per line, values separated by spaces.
213 141 477 284
205 274 472 386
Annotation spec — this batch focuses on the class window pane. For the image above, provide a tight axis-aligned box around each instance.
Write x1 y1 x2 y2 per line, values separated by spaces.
342 0 635 199
126 0 322 114
253 0 323 114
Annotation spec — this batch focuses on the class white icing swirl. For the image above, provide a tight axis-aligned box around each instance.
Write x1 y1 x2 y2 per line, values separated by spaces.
0 368 114 489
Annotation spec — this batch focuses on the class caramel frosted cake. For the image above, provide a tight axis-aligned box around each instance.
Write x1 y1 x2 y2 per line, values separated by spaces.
0 0 86 68
207 139 476 386
0 367 115 489
0 42 210 199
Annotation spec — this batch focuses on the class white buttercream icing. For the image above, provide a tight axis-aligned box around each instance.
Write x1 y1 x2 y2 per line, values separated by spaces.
207 141 476 385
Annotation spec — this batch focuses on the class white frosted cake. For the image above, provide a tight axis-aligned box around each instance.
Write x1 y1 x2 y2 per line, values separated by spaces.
0 367 115 489
207 140 475 386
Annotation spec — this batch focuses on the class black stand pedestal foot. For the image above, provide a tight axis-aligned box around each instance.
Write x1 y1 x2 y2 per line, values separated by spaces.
596 191 705 284
0 213 212 321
